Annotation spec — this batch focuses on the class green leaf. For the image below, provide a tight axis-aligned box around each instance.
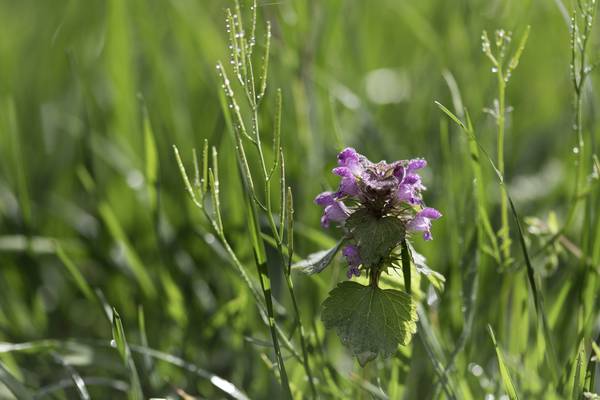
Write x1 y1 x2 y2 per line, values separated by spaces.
292 238 345 274
321 281 417 366
346 209 405 267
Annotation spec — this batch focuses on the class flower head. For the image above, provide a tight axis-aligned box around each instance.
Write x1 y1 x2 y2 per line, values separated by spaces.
407 207 443 240
315 148 441 280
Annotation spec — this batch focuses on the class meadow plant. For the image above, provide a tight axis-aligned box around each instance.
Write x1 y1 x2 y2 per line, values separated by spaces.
2 0 600 399
310 148 442 365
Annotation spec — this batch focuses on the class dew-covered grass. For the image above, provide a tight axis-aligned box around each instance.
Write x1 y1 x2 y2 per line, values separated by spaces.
0 0 600 398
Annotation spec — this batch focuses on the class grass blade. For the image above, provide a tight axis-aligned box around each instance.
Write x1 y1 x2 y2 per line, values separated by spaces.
488 325 519 400
98 202 156 299
129 345 250 400
55 243 95 302
111 308 143 400
0 362 34 400
51 352 90 400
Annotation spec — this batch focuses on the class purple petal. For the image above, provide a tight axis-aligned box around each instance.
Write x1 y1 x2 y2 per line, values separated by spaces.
407 207 441 240
403 174 420 185
332 166 352 177
342 244 361 267
346 266 361 278
322 202 349 226
337 147 360 166
337 176 360 197
407 215 430 232
420 207 442 220
318 196 349 228
392 164 405 181
337 147 364 176
408 158 427 171
314 192 335 206
342 245 362 279
397 184 421 204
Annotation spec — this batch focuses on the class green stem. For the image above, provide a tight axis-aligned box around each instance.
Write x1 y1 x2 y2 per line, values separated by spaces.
496 72 511 264
252 107 317 397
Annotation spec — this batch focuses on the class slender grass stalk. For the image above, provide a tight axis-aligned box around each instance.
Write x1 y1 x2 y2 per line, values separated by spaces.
218 2 316 396
481 27 530 266
174 2 317 396
496 73 510 264
562 2 596 232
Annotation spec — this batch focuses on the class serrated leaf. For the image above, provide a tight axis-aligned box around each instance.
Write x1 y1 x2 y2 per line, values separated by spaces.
292 238 345 274
321 281 417 366
346 209 405 267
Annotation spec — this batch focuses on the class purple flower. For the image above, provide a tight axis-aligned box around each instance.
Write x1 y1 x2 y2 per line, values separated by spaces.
316 149 440 278
407 158 427 171
342 245 362 279
314 191 350 228
332 148 368 198
337 147 363 176
333 167 360 197
408 207 442 240
396 183 421 205
315 191 336 206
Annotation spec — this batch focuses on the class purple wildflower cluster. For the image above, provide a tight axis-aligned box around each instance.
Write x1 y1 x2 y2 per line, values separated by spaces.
315 148 441 279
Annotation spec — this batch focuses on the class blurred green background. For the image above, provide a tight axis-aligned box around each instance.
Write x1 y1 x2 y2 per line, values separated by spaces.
0 0 598 398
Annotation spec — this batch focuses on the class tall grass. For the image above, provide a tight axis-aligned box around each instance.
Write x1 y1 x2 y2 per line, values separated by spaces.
0 0 599 398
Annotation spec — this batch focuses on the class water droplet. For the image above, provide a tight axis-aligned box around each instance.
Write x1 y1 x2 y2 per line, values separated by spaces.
491 67 498 73
468 362 484 377
573 147 580 154
110 339 116 347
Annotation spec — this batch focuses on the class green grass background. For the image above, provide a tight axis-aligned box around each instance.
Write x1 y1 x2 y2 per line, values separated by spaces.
0 0 599 398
